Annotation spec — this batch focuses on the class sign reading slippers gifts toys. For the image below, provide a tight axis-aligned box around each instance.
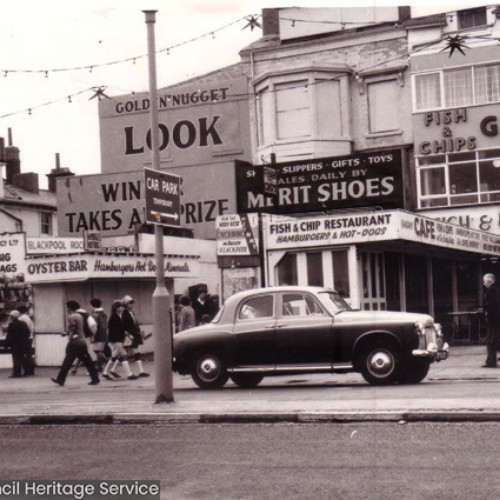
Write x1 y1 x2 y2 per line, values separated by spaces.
236 149 403 215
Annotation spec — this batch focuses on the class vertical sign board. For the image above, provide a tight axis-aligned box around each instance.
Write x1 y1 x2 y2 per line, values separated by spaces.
144 168 181 227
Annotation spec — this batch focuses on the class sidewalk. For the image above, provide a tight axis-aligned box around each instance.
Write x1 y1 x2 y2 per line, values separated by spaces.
1 345 500 424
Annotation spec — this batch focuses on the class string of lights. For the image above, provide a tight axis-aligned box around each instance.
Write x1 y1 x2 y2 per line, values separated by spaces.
0 15 258 77
1 17 497 120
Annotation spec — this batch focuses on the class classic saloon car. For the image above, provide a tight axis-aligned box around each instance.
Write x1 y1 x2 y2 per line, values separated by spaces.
173 286 449 389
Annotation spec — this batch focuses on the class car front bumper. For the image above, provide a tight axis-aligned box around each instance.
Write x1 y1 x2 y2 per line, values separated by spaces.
412 342 449 360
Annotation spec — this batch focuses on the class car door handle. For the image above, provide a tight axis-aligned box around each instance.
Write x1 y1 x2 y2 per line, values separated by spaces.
276 324 288 328
264 325 275 329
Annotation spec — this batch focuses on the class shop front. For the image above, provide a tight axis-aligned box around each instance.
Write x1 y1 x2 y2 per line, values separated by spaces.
263 210 500 343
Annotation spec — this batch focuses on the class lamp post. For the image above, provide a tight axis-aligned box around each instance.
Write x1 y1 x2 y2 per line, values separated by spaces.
143 10 173 403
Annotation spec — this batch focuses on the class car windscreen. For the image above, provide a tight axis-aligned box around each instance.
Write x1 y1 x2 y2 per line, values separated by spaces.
317 291 351 314
211 306 224 323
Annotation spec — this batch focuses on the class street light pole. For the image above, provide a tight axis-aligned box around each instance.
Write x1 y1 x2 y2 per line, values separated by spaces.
143 10 173 403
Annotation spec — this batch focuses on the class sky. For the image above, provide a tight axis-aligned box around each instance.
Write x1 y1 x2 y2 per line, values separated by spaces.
0 0 490 188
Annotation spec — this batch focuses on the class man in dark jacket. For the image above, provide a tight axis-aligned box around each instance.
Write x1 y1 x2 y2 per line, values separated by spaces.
5 310 30 378
483 273 500 367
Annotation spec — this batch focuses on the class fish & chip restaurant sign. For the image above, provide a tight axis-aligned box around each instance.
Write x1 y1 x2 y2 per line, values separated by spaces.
25 253 199 283
265 210 500 256
236 149 403 215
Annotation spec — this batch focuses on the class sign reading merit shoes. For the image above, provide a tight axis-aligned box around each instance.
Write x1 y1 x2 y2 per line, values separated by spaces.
236 149 403 214
144 168 181 227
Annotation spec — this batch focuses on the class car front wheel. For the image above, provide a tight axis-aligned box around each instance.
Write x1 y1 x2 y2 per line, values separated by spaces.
360 343 399 385
230 373 264 389
192 352 229 389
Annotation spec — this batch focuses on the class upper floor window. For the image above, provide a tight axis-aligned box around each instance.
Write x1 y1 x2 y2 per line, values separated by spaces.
255 69 346 147
367 79 400 133
414 63 500 111
457 7 487 29
40 212 53 235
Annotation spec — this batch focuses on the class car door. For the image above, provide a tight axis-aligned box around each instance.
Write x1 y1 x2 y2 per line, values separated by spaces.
274 291 335 367
232 293 276 368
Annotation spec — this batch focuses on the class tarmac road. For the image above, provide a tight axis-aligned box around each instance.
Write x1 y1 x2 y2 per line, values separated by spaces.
1 345 500 424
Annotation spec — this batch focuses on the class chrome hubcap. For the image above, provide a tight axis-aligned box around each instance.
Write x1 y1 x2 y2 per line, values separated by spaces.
198 358 219 381
369 351 394 377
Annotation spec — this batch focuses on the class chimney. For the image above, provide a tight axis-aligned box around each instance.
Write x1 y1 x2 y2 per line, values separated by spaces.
262 8 280 38
5 128 20 184
398 6 411 22
46 153 75 193
13 172 39 194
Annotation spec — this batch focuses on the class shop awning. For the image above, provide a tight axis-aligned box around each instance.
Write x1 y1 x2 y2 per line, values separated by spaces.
264 209 500 257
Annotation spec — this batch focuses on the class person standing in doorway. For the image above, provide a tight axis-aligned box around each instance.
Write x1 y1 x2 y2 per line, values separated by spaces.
193 287 211 326
5 310 30 378
51 300 99 386
121 295 149 378
102 300 137 381
482 273 500 368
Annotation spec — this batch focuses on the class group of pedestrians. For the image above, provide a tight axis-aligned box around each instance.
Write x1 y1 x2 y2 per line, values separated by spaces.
51 295 149 386
177 287 220 332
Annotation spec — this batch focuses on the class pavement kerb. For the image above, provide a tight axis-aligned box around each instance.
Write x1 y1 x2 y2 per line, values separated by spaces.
3 410 500 426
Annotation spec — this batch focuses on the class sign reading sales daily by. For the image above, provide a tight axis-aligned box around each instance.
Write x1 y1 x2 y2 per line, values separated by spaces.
236 149 403 215
265 210 500 256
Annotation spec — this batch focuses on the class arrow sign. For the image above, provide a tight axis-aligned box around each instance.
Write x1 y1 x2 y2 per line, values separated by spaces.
144 167 182 227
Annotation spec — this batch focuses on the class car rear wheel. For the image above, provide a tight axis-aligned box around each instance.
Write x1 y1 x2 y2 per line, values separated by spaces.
398 358 430 384
230 373 264 389
360 342 399 385
192 352 229 389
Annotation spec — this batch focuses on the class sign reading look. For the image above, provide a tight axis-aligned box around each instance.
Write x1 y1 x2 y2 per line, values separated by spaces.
144 168 181 227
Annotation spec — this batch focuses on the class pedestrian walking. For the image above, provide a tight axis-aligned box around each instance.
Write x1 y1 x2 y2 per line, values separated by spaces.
17 305 35 375
178 294 196 332
102 300 137 381
70 305 98 375
5 310 30 378
51 300 99 386
121 295 149 377
482 273 500 368
90 298 108 372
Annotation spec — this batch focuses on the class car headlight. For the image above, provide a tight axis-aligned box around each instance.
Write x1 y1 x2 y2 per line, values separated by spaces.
415 321 426 336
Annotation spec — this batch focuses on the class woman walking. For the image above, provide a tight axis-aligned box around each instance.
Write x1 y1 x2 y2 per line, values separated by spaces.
102 300 137 380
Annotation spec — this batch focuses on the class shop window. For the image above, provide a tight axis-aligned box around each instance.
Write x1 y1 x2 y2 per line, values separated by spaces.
417 148 500 208
332 250 349 298
276 81 311 140
457 7 487 29
457 261 479 311
306 252 323 287
405 254 428 314
40 212 53 235
367 80 399 133
277 253 298 286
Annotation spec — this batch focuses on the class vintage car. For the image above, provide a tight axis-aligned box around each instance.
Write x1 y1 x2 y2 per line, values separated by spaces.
173 286 449 389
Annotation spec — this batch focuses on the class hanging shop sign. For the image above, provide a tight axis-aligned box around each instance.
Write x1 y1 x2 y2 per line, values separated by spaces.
236 149 403 215
264 210 500 256
25 253 200 283
98 77 251 173
216 214 259 256
26 237 84 255
56 163 234 239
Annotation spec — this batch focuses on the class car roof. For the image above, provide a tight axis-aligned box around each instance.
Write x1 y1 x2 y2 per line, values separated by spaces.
226 286 335 304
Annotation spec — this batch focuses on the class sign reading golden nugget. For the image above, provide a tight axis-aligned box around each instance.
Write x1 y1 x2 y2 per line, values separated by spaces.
236 149 403 215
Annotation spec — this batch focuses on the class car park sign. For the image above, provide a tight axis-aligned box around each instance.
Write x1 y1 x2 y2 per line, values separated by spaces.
144 168 181 227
